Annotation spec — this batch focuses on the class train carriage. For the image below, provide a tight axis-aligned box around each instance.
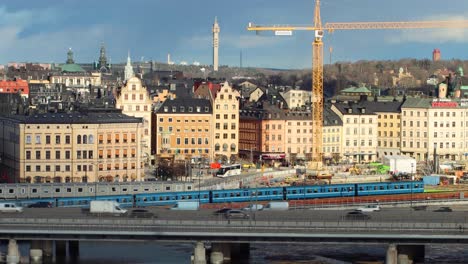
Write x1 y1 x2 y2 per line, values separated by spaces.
135 190 210 207
356 181 424 196
211 186 284 203
286 183 356 200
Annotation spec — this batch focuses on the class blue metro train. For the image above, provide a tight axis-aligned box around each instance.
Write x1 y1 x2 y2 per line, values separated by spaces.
15 180 424 208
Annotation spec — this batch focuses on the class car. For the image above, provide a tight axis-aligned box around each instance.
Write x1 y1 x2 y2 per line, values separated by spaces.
28 202 53 208
434 207 453 212
225 209 249 219
128 209 155 218
343 211 371 220
0 203 23 213
355 204 381 212
213 207 232 215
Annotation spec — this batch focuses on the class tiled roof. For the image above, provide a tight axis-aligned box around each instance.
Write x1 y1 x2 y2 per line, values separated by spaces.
2 112 143 124
341 86 371 93
156 98 212 114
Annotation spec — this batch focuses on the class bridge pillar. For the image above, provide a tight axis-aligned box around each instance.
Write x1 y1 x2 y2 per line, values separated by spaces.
192 241 206 264
397 245 424 264
55 241 66 263
42 240 53 263
69 240 80 259
386 244 397 264
30 240 43 263
6 239 20 264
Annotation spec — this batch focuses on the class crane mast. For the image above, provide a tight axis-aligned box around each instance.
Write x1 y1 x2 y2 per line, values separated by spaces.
247 0 468 168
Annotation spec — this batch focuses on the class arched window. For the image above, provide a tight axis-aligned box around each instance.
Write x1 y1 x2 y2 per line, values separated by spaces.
230 143 236 152
222 143 228 151
89 135 94 144
83 135 87 144
215 144 220 151
77 135 81 144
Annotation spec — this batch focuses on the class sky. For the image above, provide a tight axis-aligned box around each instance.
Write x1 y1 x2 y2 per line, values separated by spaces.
2 0 468 69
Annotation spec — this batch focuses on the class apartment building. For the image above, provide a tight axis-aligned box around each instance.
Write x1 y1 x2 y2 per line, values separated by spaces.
401 98 468 162
332 102 378 163
0 112 143 183
323 105 342 163
155 98 212 161
115 76 153 163
280 89 311 109
212 82 240 160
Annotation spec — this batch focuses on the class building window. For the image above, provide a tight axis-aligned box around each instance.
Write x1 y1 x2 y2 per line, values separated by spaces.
55 135 61 144
26 151 31 160
35 135 41 144
46 135 51 144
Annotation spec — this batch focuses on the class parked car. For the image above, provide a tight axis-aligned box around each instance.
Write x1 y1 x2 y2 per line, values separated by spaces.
355 204 381 212
28 202 53 208
434 207 453 212
343 211 371 220
225 209 249 219
128 209 155 218
213 207 232 215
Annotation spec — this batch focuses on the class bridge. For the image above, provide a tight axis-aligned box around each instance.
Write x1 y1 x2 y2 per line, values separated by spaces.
0 206 467 263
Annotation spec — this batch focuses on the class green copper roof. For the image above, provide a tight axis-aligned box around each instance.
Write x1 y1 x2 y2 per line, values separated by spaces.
460 86 468 90
60 63 85 73
341 86 371 93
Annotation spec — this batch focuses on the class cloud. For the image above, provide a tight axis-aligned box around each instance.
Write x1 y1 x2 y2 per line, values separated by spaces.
385 14 468 44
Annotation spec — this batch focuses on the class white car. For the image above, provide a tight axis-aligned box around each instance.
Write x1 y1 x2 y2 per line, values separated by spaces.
355 205 381 212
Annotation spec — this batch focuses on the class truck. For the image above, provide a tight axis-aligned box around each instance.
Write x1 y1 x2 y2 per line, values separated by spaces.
89 201 127 215
170 201 199 210
383 155 416 178
263 201 289 211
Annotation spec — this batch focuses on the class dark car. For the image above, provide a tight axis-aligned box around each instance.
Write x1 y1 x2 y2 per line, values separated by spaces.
343 211 371 220
214 208 232 215
128 209 155 218
28 202 53 208
225 209 249 219
434 207 453 212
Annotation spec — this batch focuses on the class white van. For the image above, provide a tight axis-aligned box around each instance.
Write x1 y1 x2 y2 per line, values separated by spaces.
242 204 264 211
0 203 23 213
263 201 289 211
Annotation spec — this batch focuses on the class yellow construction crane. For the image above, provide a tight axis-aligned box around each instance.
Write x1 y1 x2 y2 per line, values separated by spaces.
247 0 468 169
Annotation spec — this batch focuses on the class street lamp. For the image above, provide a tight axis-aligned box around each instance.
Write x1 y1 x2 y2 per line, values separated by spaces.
433 143 438 174
410 163 414 208
197 162 201 210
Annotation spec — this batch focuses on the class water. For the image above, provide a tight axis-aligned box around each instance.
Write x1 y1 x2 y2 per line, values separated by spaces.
6 241 468 263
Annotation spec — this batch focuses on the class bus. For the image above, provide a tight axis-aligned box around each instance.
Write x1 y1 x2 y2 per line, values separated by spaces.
215 164 242 178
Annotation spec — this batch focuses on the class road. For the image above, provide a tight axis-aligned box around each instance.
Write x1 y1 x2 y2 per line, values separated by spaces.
6 205 467 223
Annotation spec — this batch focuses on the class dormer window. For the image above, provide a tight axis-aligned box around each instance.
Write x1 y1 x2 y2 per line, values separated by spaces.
172 106 177 112
196 106 201 112
204 107 209 112
180 106 185 112
348 108 352 114
164 106 168 112
188 107 193 112
361 108 366 114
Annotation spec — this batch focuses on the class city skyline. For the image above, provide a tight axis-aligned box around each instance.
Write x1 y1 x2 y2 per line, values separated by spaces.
2 0 468 69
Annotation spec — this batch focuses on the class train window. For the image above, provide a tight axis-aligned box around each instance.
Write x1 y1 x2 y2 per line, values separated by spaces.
188 195 192 199
230 193 234 197
307 189 312 193
394 185 399 189
78 188 83 192
67 188 72 192
181 196 186 200
359 187 364 191
400 185 404 189
122 188 127 192
292 190 297 194
374 186 378 190
414 184 419 188
236 192 241 197
314 189 318 193
159 197 163 201
273 191 277 195
334 188 338 192
122 198 127 203
380 186 384 190
8 189 14 194
55 188 60 193
151 197 155 201
214 194 219 198
143 197 147 202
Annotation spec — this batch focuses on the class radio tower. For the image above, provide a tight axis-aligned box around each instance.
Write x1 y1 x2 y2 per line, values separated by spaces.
212 16 220 71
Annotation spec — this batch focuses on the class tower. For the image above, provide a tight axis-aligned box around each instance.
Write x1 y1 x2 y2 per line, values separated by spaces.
98 43 108 70
66 48 74 64
433 48 441 61
124 51 134 81
212 16 220 71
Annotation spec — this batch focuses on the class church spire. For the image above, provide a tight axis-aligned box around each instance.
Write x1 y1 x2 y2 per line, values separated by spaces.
124 51 134 81
98 43 108 70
